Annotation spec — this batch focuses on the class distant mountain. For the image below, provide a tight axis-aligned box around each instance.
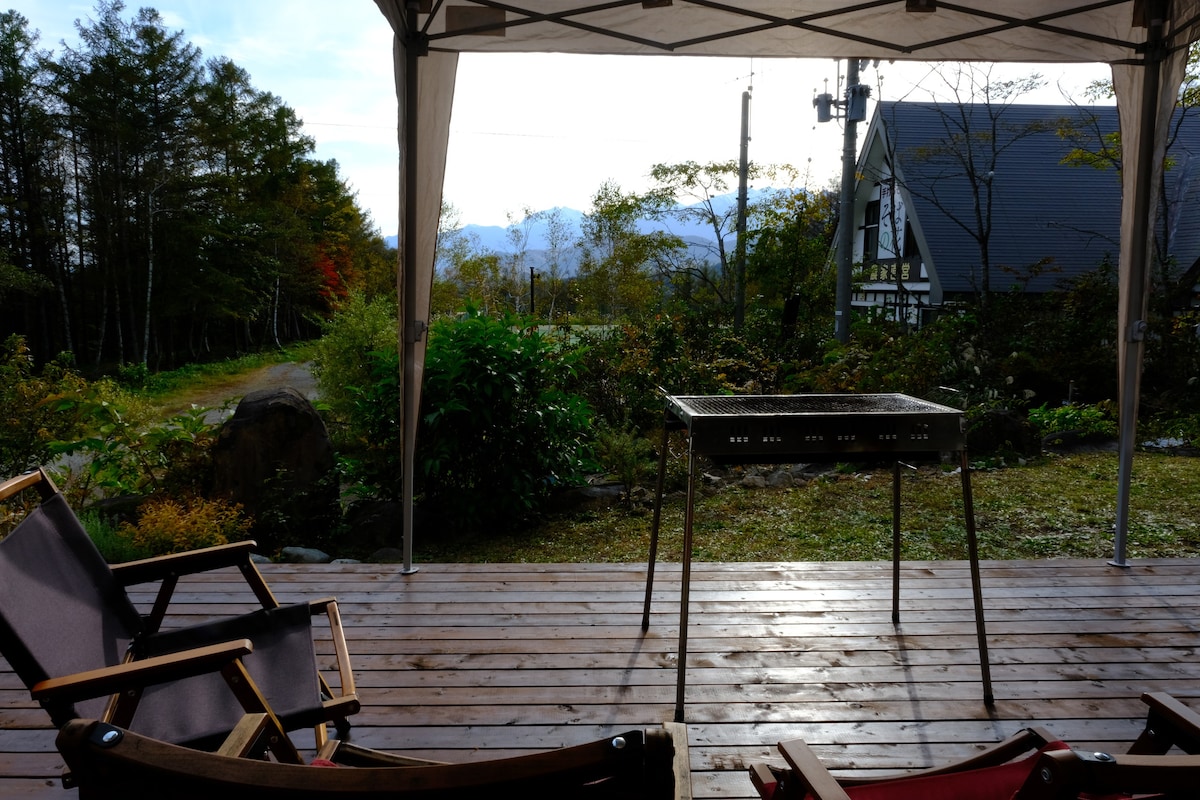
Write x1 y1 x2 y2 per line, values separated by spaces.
382 189 776 247
386 188 778 274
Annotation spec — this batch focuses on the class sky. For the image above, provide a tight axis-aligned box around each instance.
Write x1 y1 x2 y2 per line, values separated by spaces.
11 1 1115 234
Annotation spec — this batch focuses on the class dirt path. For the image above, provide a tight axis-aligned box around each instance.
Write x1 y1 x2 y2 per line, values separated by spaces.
159 361 319 421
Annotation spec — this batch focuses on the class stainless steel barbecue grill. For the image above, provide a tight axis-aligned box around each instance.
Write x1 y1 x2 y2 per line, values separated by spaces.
642 393 993 722
663 393 965 462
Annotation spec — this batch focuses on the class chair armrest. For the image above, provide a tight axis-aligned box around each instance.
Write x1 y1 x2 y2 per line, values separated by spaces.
776 739 853 800
114 541 279 633
311 598 357 701
1131 693 1200 754
111 541 259 586
31 639 254 706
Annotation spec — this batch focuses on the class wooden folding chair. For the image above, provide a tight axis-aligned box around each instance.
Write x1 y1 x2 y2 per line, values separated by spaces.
749 692 1200 800
55 718 692 799
0 468 359 761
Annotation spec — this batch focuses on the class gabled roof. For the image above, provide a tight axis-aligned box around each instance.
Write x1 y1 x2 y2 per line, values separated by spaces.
868 101 1200 295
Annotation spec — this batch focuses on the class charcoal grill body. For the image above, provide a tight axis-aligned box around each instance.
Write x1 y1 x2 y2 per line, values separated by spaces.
642 394 994 721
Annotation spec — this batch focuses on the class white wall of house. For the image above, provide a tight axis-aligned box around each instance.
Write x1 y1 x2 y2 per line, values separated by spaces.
852 154 932 326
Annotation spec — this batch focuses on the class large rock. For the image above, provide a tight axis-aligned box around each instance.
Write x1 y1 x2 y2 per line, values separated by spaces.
211 387 339 551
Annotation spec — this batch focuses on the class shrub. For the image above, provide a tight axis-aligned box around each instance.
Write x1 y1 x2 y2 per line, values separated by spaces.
79 510 151 563
121 496 250 556
0 334 89 476
1028 402 1119 439
49 391 219 502
311 292 398 430
594 423 657 507
418 308 596 531
571 314 779 432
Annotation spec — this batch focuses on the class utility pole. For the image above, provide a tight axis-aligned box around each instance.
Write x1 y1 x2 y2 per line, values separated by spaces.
734 87 751 330
816 59 871 343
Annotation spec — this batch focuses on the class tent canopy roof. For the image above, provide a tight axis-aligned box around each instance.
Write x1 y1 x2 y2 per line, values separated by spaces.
372 0 1200 568
390 1 1197 64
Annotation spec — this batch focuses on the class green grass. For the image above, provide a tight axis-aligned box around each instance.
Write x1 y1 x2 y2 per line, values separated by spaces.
139 343 317 405
78 510 151 563
413 452 1200 563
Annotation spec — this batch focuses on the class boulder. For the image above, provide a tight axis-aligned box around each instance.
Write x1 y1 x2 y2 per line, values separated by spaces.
211 387 339 550
280 546 332 564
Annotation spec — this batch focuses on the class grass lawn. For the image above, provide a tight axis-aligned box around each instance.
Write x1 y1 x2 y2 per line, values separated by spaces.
413 451 1200 564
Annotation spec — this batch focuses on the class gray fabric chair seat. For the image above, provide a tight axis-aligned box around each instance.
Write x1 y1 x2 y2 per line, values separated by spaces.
0 492 326 747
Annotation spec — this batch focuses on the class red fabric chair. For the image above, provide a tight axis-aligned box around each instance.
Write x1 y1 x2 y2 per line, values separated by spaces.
750 693 1200 800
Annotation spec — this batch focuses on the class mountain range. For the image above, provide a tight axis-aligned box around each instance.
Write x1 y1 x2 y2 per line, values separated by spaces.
383 188 776 273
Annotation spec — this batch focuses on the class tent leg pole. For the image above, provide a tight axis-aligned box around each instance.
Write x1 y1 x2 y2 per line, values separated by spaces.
1111 7 1165 570
400 8 421 576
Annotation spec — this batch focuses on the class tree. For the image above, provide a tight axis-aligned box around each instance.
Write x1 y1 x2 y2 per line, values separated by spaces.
575 180 679 322
1061 43 1200 312
538 206 576 321
746 187 838 343
646 160 798 316
0 12 65 360
502 206 541 315
0 2 389 367
886 64 1049 307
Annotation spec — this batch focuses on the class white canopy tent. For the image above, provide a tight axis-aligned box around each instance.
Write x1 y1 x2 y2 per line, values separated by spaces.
372 1 1200 571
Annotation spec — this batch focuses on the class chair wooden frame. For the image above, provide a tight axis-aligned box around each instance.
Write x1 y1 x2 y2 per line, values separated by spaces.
750 692 1200 800
0 467 359 753
54 718 693 799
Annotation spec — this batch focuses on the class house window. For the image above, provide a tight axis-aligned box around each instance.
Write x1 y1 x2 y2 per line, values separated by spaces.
862 200 880 264
903 221 917 262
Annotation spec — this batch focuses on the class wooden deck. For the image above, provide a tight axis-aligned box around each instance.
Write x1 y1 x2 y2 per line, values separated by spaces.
3 557 1200 798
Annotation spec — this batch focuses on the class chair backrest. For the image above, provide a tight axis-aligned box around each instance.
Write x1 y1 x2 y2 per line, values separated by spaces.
0 491 145 725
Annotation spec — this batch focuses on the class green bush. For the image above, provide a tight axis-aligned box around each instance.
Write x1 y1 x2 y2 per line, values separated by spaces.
338 347 403 498
0 334 89 476
418 308 596 531
571 314 779 432
1028 402 1118 439
78 510 151 563
594 423 656 507
49 392 219 502
311 292 399 431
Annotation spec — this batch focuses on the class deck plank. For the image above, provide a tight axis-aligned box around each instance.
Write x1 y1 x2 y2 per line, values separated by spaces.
4 558 1200 798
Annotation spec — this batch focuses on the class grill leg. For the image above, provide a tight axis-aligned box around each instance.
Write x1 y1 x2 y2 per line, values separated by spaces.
642 422 672 630
674 441 697 723
892 461 902 624
960 450 995 706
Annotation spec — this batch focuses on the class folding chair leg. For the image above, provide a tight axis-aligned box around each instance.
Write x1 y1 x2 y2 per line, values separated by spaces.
218 661 301 764
217 713 273 758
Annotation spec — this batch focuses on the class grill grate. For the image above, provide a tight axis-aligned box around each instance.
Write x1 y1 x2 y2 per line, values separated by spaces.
674 394 952 417
664 393 965 461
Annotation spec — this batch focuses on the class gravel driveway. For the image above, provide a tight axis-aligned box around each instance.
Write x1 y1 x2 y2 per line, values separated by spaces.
163 361 320 423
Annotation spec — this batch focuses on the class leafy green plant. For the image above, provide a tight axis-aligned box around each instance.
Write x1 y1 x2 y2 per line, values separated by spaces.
49 388 219 501
1028 402 1118 439
78 510 151 563
311 292 399 429
571 314 778 432
340 347 403 497
0 334 90 476
594 424 656 507
418 308 596 532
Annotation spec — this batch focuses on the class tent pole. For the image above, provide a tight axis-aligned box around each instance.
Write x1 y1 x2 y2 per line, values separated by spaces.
401 4 421 575
1112 4 1166 568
